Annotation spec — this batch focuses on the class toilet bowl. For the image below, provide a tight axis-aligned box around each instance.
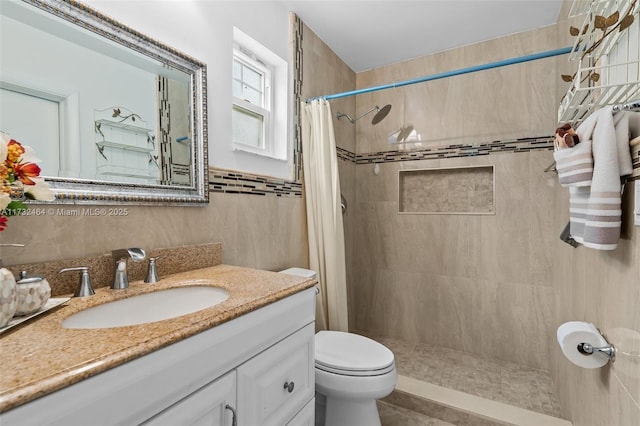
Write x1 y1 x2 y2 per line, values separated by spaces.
279 268 397 426
315 330 397 426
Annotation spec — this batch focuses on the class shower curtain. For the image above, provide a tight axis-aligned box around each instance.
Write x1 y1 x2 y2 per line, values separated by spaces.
300 99 349 332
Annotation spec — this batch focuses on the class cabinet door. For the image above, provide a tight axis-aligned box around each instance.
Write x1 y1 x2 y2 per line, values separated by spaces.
286 397 315 426
237 323 315 426
142 371 237 426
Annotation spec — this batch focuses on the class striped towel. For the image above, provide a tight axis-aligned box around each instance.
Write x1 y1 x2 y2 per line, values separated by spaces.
554 138 593 186
568 107 633 250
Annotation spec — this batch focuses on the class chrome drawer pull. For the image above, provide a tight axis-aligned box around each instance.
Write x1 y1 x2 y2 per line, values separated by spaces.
225 404 237 426
284 381 295 393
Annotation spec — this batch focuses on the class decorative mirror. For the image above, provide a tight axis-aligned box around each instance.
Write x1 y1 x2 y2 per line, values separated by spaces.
0 0 208 204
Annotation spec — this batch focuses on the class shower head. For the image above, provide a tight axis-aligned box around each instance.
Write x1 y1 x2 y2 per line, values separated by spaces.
396 124 415 143
336 104 392 125
371 104 392 125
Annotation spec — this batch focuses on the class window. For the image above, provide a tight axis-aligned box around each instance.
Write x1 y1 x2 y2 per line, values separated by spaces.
232 27 288 161
232 47 272 153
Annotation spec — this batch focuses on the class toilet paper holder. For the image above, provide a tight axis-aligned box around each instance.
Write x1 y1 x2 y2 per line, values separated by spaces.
576 341 616 363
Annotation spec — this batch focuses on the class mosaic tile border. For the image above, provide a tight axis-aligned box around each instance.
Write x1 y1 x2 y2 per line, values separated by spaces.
336 146 356 163
292 14 303 182
208 137 638 197
338 136 555 164
339 135 640 179
209 168 302 197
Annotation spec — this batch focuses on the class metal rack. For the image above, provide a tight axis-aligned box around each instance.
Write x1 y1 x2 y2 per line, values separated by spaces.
558 0 640 124
612 98 640 111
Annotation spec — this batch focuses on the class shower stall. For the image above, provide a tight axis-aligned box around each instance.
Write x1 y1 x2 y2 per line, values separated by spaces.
297 17 568 424
296 0 640 422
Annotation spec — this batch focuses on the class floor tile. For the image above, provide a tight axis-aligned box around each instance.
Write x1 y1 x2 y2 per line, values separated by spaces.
364 333 562 417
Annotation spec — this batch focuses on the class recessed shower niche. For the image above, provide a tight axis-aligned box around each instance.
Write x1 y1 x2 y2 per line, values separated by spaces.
398 165 495 215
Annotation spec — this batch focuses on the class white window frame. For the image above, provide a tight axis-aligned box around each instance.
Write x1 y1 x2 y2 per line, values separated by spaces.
232 27 288 162
232 48 273 155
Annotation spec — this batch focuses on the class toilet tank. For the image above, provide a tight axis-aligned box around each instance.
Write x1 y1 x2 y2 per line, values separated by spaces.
279 267 317 280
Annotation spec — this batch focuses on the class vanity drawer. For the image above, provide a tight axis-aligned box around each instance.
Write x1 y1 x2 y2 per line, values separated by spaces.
237 323 314 426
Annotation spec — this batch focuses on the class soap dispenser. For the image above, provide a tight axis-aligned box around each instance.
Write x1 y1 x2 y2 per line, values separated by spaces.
14 271 51 316
0 243 23 328
0 268 17 328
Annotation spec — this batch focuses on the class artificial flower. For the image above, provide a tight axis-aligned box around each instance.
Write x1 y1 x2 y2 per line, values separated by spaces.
1 131 54 231
24 177 54 201
12 161 42 185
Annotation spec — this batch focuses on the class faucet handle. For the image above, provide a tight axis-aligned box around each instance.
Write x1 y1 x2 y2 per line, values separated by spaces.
59 267 95 297
144 256 162 283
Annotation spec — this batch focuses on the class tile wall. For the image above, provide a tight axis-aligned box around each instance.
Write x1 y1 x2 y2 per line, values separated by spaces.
0 174 308 273
349 24 561 371
398 166 495 214
549 2 640 425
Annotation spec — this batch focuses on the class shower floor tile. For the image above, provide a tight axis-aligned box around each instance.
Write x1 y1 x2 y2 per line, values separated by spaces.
370 334 562 418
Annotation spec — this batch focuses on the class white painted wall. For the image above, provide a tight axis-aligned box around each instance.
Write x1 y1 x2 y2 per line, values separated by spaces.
82 0 294 180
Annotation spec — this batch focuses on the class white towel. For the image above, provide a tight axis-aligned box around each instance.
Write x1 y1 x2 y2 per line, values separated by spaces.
554 136 593 186
568 107 632 250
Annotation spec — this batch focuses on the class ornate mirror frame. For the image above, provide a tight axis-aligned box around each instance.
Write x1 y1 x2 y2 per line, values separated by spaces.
17 0 208 205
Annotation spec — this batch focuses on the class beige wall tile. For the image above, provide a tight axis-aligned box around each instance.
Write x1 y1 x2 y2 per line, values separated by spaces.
1 192 308 273
355 27 558 155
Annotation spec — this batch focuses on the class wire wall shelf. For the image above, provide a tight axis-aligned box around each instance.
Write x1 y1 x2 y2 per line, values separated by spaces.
568 0 638 60
559 0 640 124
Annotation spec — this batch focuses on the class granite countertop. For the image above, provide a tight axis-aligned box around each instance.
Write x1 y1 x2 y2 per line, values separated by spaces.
0 264 315 413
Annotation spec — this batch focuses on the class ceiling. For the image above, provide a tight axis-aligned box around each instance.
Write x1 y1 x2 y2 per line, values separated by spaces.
279 0 565 72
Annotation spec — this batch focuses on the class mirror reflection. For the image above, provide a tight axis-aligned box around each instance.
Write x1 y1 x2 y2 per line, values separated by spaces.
0 0 208 204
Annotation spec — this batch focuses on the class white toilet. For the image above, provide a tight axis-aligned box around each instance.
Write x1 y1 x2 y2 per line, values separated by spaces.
280 268 397 426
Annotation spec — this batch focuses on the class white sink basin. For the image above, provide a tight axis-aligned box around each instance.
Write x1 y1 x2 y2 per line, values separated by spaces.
62 285 230 329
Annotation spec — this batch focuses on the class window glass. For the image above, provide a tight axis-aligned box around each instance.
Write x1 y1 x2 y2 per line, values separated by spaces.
232 105 263 149
232 60 242 80
243 86 262 106
232 79 243 99
243 66 262 93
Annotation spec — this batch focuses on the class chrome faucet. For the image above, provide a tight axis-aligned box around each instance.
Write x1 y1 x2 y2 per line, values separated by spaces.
111 248 146 289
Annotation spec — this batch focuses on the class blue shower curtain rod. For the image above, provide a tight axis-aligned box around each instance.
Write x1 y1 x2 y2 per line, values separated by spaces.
307 46 572 102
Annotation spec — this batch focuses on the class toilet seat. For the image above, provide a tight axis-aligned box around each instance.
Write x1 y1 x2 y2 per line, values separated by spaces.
315 361 395 376
315 331 395 377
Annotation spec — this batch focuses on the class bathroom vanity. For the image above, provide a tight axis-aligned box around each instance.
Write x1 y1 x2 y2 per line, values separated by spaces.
0 265 316 426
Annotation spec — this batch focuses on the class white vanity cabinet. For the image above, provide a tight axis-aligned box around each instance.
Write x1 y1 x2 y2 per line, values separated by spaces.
1 288 315 426
142 371 237 426
237 323 315 425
